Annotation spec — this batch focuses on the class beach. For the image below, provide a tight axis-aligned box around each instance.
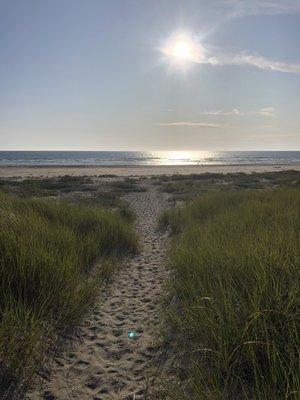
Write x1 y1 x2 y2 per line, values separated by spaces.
1 167 299 399
1 163 300 179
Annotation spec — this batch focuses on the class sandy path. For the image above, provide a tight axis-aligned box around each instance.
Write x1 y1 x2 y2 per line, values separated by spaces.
28 182 169 400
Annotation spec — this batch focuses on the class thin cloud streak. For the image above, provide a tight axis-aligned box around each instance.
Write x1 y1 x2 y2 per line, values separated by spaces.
259 107 275 117
201 107 275 117
222 0 300 17
201 108 241 116
229 53 300 74
206 52 300 74
157 121 225 128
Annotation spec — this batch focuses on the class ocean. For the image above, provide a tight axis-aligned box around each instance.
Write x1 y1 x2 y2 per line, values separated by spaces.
0 151 299 167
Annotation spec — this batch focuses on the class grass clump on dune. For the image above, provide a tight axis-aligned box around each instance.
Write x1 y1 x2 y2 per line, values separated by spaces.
161 188 299 399
156 170 300 203
0 191 137 395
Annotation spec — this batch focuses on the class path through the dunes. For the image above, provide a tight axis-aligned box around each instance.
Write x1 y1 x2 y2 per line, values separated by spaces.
28 181 170 400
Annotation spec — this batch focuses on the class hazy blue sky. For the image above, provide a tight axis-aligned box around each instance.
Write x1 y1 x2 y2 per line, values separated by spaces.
1 0 300 150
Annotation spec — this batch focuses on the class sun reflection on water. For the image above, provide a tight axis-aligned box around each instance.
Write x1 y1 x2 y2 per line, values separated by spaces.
151 151 216 165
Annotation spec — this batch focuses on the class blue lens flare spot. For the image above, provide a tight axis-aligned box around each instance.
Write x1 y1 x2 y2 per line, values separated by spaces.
127 330 138 339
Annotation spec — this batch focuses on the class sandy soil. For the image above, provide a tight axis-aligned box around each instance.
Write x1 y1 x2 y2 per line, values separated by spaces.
27 181 170 400
1 163 300 178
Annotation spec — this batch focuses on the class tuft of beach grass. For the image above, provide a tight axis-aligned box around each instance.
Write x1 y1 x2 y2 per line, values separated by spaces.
161 188 300 399
0 191 137 396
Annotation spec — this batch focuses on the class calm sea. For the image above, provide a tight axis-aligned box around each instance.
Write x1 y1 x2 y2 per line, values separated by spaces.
0 151 299 167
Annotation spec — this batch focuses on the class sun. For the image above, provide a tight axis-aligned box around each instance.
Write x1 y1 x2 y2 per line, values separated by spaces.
171 40 193 60
161 32 205 68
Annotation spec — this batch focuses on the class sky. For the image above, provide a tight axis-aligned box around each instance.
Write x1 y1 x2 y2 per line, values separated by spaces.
0 0 300 151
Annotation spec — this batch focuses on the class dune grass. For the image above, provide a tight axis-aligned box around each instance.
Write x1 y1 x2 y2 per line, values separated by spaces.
160 188 299 399
110 179 147 193
0 175 95 197
155 170 300 203
0 191 137 396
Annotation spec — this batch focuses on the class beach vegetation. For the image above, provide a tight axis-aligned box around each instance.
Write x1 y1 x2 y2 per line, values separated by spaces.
154 170 300 203
161 188 299 399
0 191 137 396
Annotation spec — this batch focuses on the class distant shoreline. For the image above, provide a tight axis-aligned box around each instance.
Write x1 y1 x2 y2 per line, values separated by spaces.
1 163 300 178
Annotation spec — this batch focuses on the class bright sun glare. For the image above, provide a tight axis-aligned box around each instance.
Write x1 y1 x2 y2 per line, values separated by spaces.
171 40 192 60
162 33 204 69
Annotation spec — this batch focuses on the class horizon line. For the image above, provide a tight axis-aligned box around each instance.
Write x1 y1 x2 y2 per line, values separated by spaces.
1 149 300 152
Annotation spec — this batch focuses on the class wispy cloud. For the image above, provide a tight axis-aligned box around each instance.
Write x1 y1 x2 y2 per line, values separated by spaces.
157 121 225 128
201 107 275 117
205 51 300 74
201 108 240 116
222 0 300 17
259 107 275 117
226 53 300 74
